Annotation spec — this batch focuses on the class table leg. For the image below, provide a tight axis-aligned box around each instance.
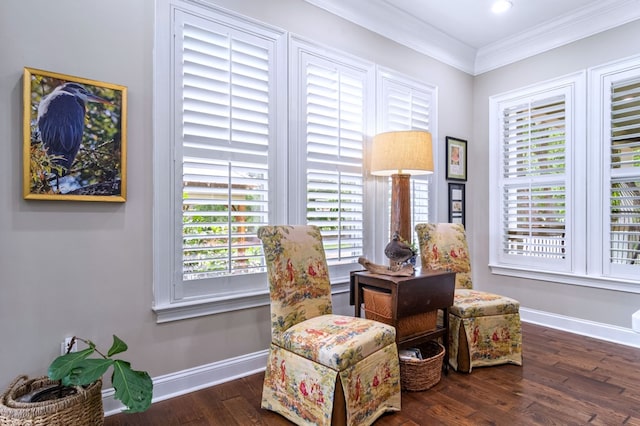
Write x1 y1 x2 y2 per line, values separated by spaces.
443 307 449 375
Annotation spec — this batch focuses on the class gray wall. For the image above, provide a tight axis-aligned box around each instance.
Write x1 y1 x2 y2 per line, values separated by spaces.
471 20 640 326
0 0 472 391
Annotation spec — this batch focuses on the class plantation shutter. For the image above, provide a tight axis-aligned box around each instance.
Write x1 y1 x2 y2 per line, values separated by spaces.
176 12 272 287
304 58 366 265
499 93 568 263
379 75 435 241
609 77 640 268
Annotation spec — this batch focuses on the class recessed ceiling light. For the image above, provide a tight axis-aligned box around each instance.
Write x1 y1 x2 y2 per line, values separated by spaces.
492 0 513 14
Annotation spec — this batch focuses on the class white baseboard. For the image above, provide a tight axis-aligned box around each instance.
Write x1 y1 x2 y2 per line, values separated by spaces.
520 307 640 349
103 310 640 415
102 349 268 416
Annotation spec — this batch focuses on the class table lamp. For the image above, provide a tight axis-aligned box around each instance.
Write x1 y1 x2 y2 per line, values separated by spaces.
370 130 434 245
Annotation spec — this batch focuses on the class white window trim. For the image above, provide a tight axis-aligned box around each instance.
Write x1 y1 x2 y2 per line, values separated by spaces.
152 0 441 322
288 35 376 283
373 66 439 263
153 0 288 322
490 64 640 294
489 71 586 271
589 54 640 282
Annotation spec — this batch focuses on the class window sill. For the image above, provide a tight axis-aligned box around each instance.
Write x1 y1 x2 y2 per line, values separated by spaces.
153 280 352 323
489 264 640 294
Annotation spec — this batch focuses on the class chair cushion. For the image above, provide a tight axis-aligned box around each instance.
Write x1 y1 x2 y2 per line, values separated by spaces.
279 314 397 371
451 289 520 318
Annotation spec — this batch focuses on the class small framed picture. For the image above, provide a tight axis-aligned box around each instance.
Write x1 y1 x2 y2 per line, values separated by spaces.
448 183 465 227
23 67 127 202
445 136 467 181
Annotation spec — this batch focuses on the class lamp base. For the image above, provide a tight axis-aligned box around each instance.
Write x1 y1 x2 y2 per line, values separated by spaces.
390 173 412 245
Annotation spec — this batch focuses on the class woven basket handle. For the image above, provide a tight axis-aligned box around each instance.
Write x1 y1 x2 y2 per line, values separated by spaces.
1 375 31 407
5 375 29 393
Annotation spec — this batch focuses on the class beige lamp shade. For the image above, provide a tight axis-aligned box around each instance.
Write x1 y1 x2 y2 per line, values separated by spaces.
370 130 434 176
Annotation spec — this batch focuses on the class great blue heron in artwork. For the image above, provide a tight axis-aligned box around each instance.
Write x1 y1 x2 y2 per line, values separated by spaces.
37 82 110 177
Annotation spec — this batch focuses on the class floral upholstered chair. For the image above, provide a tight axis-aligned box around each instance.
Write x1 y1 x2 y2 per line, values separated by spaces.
258 225 401 426
415 223 523 373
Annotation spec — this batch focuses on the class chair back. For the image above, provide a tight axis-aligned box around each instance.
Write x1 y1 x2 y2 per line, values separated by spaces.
258 225 333 342
415 223 472 289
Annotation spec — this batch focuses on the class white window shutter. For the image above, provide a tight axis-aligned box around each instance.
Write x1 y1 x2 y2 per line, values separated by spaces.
297 49 370 268
174 10 280 299
378 70 437 243
496 88 572 270
608 76 640 272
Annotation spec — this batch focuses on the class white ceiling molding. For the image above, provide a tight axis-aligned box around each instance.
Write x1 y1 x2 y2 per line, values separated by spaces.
303 0 640 76
303 0 477 74
475 0 640 74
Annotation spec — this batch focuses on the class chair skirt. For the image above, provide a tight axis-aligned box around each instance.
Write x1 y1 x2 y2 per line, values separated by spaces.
448 289 523 373
262 343 401 426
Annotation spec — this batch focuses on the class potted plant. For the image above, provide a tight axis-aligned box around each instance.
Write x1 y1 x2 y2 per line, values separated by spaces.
0 335 152 425
48 335 153 412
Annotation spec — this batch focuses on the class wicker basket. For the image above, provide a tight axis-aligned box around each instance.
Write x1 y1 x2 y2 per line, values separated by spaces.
399 341 445 391
0 375 104 425
362 287 437 339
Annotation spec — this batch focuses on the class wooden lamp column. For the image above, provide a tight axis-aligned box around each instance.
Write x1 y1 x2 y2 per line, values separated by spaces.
371 131 434 245
390 173 412 245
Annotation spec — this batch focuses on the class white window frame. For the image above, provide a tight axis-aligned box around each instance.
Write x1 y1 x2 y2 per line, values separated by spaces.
589 55 640 282
374 67 439 261
490 65 640 293
489 73 587 282
153 0 442 322
153 0 286 322
288 36 376 283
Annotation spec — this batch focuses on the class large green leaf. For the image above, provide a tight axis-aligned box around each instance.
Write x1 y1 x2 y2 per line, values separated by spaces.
48 347 94 381
111 360 153 413
107 335 128 357
47 336 153 413
61 358 113 387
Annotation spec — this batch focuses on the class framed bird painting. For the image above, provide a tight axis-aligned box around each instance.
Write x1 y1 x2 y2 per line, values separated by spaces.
22 67 127 202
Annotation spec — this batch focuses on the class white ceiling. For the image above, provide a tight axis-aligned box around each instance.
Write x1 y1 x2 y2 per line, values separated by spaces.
304 0 640 75
388 0 600 49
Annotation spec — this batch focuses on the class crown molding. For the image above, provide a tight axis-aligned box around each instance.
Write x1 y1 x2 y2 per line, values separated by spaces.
303 0 476 74
475 0 640 74
303 0 640 76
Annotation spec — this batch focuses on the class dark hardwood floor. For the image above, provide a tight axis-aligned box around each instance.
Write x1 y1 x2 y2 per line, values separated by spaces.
105 323 640 425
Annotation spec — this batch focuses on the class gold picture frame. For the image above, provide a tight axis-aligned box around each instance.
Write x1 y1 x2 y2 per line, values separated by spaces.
23 67 127 202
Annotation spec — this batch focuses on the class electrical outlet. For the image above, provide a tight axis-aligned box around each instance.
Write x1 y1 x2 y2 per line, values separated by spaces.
61 337 78 355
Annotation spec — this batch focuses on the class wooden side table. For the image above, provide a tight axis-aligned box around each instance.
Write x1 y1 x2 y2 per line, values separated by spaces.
350 269 456 371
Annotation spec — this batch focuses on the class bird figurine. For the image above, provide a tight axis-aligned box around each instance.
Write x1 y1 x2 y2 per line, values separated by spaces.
384 231 416 271
37 82 110 180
